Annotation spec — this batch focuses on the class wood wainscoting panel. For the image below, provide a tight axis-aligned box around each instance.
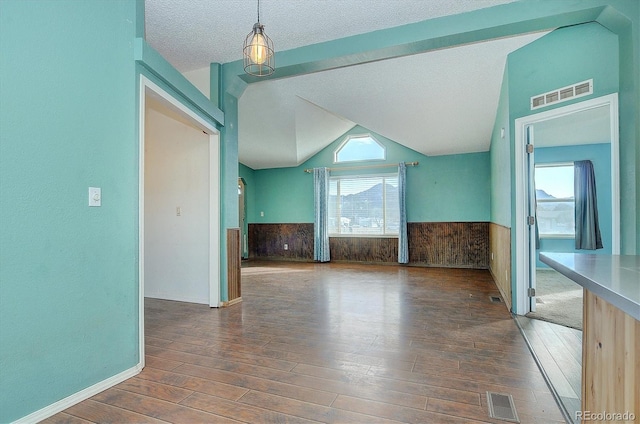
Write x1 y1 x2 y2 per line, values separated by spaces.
249 222 489 269
582 290 639 420
489 223 511 310
248 223 314 261
226 228 241 304
408 222 489 269
329 237 397 263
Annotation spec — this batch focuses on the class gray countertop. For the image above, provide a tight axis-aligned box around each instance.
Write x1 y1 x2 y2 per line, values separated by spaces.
539 253 640 321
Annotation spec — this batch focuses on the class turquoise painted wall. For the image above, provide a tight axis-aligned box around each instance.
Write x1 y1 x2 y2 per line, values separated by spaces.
406 152 490 222
252 166 313 223
535 143 613 267
506 21 631 252
216 75 246 301
245 126 490 224
498 15 639 306
0 1 139 421
508 23 619 120
490 65 512 227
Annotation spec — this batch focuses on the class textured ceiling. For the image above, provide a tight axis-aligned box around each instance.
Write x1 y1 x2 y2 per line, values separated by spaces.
145 0 518 72
144 0 557 170
239 31 547 169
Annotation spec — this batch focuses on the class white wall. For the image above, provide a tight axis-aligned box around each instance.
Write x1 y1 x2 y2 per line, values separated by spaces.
183 67 211 100
144 104 210 304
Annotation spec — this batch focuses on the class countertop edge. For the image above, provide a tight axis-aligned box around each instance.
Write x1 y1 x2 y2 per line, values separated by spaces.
539 253 640 321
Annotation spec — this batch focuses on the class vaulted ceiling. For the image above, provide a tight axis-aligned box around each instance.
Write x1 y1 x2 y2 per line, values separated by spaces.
145 0 551 169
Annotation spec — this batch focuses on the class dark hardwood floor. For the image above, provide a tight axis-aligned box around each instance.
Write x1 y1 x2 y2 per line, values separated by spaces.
515 315 582 423
44 262 565 423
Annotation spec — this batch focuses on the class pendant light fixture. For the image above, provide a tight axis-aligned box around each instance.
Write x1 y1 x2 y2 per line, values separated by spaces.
243 0 274 77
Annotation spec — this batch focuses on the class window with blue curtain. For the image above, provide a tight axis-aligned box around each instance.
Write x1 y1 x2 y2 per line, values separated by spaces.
313 167 330 262
398 162 408 264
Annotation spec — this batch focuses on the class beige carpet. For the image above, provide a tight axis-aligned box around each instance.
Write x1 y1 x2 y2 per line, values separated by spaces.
526 269 583 330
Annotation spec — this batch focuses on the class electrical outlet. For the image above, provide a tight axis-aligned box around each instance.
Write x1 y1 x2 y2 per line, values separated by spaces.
176 206 181 216
284 243 288 250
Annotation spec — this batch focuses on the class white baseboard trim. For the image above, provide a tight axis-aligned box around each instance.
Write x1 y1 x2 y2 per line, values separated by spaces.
145 293 209 305
13 362 143 424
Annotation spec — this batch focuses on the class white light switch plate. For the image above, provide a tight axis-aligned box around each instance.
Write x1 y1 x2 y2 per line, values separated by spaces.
89 187 101 207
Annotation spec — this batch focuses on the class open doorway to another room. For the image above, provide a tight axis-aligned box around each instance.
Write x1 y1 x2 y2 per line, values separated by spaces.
144 95 210 304
239 178 248 259
530 162 584 330
138 76 221 368
515 93 619 318
514 94 619 423
523 99 617 329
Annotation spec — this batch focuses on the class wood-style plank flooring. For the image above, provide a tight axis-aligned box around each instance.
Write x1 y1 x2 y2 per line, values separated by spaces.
516 315 582 423
44 262 565 423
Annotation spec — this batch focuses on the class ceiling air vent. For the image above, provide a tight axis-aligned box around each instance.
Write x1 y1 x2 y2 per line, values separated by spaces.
530 79 593 110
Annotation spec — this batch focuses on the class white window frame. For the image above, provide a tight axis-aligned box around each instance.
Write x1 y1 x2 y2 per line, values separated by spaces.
535 162 575 239
328 172 399 238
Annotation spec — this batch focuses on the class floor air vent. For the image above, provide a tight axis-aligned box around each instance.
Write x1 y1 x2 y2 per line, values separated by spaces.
489 296 503 303
487 391 519 423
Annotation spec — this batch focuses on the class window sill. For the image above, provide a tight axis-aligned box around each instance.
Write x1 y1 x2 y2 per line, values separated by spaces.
539 234 575 240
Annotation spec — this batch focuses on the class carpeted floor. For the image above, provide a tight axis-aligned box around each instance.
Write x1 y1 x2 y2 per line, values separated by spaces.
526 269 583 330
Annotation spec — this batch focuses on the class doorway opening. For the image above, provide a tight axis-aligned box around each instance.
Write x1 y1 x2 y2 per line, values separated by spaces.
514 93 619 317
138 76 221 367
238 178 248 259
514 94 619 423
528 162 583 329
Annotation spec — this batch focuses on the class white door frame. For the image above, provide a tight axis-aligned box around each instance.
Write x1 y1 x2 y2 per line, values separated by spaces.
513 93 619 315
138 75 221 366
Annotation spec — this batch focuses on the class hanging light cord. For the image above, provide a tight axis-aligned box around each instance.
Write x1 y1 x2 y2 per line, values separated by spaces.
257 0 260 23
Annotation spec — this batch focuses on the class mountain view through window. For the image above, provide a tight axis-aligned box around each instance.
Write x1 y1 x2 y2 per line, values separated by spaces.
535 164 575 237
328 174 399 236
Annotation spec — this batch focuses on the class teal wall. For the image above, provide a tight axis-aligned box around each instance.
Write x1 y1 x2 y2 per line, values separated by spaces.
490 65 512 227
535 143 613 268
505 17 637 255
217 73 246 301
508 23 619 120
0 1 139 421
502 22 620 247
406 152 490 222
251 166 313 223
243 126 490 224
494 13 638 305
